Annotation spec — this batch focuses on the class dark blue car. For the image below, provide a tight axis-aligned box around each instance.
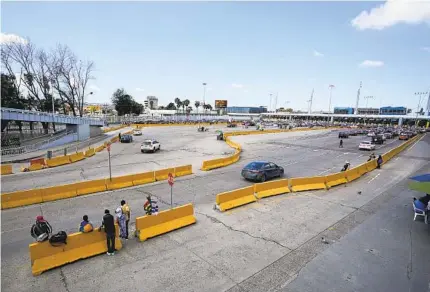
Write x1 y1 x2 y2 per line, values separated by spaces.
241 161 284 182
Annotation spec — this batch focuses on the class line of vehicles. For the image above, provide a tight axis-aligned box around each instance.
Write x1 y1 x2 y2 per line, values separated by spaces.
118 129 161 153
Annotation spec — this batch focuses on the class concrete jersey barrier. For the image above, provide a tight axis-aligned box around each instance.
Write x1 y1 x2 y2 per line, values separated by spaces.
290 176 327 192
254 179 290 199
46 155 71 168
1 164 13 175
135 203 196 242
30 226 122 276
216 186 256 211
325 172 348 188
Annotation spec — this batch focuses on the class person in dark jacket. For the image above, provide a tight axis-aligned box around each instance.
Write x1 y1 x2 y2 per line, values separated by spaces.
377 155 383 169
339 139 343 148
341 161 350 172
101 209 116 255
418 194 430 208
31 215 53 242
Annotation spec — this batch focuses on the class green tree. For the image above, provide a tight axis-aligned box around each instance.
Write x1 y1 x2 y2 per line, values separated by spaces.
1 74 28 132
174 97 182 112
111 88 134 116
166 102 176 110
194 101 200 114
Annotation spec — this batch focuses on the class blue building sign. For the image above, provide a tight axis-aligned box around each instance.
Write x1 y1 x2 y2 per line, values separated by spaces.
226 106 268 114
379 106 407 115
334 107 354 114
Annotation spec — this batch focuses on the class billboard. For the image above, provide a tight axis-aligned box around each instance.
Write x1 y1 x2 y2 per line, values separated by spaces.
215 100 228 109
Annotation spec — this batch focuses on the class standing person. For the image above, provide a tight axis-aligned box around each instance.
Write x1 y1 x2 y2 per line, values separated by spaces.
339 139 343 148
101 209 116 255
31 216 53 242
121 200 131 239
118 132 121 140
115 207 127 239
377 155 383 169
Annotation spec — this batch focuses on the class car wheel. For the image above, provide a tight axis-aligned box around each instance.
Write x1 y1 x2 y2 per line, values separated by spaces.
260 174 266 182
279 170 284 177
141 150 144 153
152 148 155 153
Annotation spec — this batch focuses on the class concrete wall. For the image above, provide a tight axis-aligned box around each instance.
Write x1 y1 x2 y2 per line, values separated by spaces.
39 133 78 150
90 126 102 138
66 124 90 141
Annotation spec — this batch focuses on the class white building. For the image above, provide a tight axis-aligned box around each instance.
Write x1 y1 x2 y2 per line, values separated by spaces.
145 96 159 109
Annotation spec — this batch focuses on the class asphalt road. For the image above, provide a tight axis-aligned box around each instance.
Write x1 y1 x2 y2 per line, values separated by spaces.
1 129 426 292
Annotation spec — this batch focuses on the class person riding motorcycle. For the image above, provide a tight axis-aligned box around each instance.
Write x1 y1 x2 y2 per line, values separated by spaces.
367 153 376 161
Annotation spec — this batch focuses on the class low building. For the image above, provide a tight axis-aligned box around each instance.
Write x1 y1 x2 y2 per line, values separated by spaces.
356 108 380 115
334 107 354 114
145 96 159 109
226 106 267 114
379 106 407 115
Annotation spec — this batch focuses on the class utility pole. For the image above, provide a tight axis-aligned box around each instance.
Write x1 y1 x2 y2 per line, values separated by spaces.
202 83 207 114
328 85 335 122
355 81 362 115
363 95 374 124
308 88 314 114
274 92 278 113
414 91 428 126
269 93 273 113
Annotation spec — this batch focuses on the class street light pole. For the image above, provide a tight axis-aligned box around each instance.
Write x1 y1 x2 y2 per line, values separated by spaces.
328 85 335 122
363 95 374 124
202 83 207 114
269 93 273 113
414 92 428 127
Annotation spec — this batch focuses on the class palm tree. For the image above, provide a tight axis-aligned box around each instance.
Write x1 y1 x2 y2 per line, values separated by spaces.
194 101 200 114
183 99 190 115
174 97 182 113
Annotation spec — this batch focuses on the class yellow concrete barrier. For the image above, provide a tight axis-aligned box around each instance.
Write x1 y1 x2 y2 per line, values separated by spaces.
75 179 107 196
95 144 105 152
46 155 71 168
28 163 44 171
325 172 348 188
174 165 193 177
42 184 77 203
1 164 13 175
111 136 119 143
254 179 290 199
132 171 155 186
216 186 256 211
30 226 122 276
357 163 369 176
68 152 85 163
1 189 43 209
290 176 327 192
344 168 360 182
366 160 377 171
106 174 135 190
84 148 95 157
202 157 229 171
135 203 196 242
155 168 174 181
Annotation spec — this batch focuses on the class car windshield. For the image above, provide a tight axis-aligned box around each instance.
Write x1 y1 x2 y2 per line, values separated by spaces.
361 141 371 144
245 162 265 170
143 141 152 145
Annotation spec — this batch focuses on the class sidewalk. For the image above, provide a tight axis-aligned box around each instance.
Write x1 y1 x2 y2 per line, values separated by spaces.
1 127 131 163
281 166 430 292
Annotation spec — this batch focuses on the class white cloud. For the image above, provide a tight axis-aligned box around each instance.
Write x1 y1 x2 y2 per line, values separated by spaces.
351 1 430 31
359 60 384 68
88 84 100 92
135 87 145 92
231 83 244 89
422 47 430 52
313 50 324 57
0 33 28 44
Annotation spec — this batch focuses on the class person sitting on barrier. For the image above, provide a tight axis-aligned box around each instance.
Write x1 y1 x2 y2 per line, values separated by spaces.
377 155 383 169
31 215 53 242
121 200 131 240
115 207 127 239
341 161 350 172
100 209 116 256
79 215 94 233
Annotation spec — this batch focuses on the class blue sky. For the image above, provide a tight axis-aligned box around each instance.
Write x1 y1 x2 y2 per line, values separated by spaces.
2 1 430 112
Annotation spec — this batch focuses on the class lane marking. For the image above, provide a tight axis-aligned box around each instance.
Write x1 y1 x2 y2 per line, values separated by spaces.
406 133 426 152
318 166 337 175
368 173 381 184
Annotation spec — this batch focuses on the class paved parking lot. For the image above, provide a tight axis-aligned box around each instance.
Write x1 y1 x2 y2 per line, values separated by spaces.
1 127 427 292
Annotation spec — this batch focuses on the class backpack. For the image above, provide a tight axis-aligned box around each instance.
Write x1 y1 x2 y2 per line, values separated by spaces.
49 231 67 246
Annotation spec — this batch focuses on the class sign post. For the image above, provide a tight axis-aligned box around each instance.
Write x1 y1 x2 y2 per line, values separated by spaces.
168 173 174 208
107 143 112 181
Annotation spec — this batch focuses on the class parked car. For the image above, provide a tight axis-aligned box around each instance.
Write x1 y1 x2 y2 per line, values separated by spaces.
133 129 143 136
399 133 409 140
241 161 284 182
359 141 376 151
120 134 133 143
227 123 237 128
372 135 384 144
339 132 349 138
367 132 376 137
349 130 358 136
140 139 161 153
383 132 393 139
378 134 386 141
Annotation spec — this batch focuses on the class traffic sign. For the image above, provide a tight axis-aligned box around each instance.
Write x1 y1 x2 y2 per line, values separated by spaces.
107 144 111 152
168 173 174 186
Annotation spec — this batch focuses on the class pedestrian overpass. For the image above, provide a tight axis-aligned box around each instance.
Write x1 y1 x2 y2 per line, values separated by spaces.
1 107 106 141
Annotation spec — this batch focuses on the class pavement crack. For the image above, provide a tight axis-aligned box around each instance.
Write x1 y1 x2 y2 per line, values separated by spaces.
59 269 71 292
196 211 290 250
79 168 87 180
407 227 413 280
